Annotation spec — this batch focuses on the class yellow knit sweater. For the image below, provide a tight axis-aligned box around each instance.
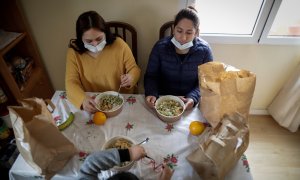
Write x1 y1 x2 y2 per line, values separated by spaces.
65 37 141 109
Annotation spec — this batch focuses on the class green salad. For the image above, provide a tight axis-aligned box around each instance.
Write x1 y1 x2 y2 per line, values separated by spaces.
98 95 123 111
156 99 183 116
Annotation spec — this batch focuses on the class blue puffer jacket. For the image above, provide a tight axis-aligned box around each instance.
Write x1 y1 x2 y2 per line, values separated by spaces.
144 36 213 105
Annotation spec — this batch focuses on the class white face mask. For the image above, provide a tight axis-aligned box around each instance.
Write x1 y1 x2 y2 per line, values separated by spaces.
171 37 193 50
84 38 107 53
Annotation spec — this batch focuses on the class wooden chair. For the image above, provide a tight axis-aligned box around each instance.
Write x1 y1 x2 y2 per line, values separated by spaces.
159 21 174 39
106 21 138 64
106 21 139 93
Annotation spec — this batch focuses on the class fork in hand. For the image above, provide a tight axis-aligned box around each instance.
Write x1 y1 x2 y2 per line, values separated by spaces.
117 85 121 97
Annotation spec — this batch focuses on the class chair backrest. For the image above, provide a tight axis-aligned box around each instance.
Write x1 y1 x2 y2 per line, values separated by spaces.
106 21 138 63
159 21 174 39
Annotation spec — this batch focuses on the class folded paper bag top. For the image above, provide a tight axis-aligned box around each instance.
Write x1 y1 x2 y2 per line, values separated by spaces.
198 61 256 128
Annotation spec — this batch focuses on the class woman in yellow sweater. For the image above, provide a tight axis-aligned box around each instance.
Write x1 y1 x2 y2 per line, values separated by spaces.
66 11 140 113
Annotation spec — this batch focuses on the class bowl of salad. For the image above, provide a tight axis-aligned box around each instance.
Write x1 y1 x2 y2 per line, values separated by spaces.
154 95 185 123
102 135 136 171
94 91 124 117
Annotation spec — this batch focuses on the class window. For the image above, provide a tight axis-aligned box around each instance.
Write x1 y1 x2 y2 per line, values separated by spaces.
187 0 300 45
259 0 300 44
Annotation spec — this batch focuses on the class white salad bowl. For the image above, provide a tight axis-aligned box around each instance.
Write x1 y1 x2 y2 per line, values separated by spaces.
154 95 185 123
94 91 124 117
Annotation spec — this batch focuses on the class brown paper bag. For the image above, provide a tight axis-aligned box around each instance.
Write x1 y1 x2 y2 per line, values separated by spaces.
8 98 77 179
187 113 249 180
199 62 256 128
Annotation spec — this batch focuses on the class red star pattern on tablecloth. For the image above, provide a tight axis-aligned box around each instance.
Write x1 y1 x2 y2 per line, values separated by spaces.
59 91 67 99
141 153 178 172
126 96 136 105
78 151 89 161
86 119 94 125
125 122 134 131
53 116 61 122
164 154 178 169
241 154 250 172
165 123 174 132
53 116 62 125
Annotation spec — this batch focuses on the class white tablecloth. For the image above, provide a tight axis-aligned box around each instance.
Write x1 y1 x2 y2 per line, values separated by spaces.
9 91 253 180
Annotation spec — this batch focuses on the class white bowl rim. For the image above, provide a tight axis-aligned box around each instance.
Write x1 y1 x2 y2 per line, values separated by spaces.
101 135 136 150
154 95 185 118
94 91 125 112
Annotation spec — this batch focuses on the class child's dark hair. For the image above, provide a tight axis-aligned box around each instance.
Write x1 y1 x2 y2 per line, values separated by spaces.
107 172 139 180
174 6 199 30
69 11 116 53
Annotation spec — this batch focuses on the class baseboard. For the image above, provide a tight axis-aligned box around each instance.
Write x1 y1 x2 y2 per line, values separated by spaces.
250 109 269 115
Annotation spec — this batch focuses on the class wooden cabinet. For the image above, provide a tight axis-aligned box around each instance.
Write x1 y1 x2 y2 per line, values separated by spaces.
0 0 54 102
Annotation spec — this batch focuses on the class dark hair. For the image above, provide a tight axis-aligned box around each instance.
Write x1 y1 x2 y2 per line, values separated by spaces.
107 172 139 180
69 11 116 53
174 6 199 30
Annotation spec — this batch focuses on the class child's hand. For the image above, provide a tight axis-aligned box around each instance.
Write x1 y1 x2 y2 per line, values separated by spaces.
159 163 174 180
128 145 146 161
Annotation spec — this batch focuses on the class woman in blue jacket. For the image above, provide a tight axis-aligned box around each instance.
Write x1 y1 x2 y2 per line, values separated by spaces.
144 7 213 110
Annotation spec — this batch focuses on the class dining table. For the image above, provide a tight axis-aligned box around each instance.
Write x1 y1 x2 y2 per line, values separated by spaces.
9 91 253 180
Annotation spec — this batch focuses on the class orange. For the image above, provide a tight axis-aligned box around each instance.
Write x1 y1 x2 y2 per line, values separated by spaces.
189 121 205 136
93 112 107 126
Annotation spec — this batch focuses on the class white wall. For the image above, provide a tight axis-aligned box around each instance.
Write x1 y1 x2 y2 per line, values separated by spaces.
19 0 300 111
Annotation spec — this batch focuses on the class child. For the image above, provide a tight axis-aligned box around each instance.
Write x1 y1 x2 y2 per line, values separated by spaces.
79 145 173 180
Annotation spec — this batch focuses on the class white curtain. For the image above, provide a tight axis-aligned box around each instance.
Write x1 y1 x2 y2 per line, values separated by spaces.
268 63 300 132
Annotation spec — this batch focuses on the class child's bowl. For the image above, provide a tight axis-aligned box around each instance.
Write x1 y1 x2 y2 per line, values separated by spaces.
102 135 136 171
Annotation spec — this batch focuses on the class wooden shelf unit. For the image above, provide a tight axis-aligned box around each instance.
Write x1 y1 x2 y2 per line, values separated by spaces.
0 33 26 55
0 0 54 103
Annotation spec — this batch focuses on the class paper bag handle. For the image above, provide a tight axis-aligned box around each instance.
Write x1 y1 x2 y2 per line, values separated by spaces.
44 99 55 113
210 135 226 147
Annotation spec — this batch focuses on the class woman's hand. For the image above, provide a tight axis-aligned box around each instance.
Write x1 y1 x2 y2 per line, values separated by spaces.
145 96 157 109
120 74 133 88
159 163 174 180
82 96 98 113
128 145 146 161
179 97 194 110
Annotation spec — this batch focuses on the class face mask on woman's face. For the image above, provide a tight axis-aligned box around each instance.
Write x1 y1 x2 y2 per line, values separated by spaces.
171 37 193 50
84 37 107 53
